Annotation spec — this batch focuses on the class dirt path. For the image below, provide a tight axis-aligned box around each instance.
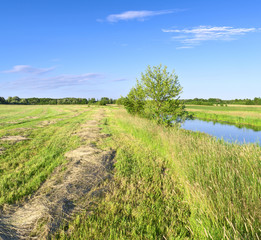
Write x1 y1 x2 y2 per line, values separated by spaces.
0 109 115 239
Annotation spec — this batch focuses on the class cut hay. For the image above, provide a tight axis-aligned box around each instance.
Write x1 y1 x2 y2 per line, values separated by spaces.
0 136 29 142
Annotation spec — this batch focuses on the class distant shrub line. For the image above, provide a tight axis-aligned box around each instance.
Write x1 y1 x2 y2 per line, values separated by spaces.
183 97 261 105
0 96 116 105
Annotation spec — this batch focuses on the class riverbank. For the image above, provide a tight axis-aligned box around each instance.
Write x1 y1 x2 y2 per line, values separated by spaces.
54 107 261 239
186 105 261 130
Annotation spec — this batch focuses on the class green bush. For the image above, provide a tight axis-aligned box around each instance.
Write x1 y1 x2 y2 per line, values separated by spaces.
124 65 188 126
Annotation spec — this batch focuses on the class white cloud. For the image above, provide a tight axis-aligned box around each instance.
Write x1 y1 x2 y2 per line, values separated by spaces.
3 65 55 75
107 10 174 22
4 73 104 90
162 26 258 47
112 78 128 82
176 46 193 49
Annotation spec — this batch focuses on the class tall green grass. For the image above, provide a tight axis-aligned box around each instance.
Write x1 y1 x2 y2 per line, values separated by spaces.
55 108 261 239
55 114 191 240
186 105 261 130
191 112 261 130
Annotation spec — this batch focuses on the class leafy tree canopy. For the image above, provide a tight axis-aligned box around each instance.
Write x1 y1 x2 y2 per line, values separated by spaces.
124 64 188 126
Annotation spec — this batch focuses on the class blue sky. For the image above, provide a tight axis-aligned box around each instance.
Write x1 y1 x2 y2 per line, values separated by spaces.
0 0 261 99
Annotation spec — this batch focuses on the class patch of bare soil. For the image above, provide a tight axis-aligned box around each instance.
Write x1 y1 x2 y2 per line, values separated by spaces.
37 120 57 127
6 122 20 125
37 117 70 128
13 128 32 131
0 109 114 240
0 136 29 142
25 117 39 119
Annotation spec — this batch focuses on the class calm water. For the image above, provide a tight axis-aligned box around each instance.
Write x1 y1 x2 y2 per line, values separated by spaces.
181 119 261 144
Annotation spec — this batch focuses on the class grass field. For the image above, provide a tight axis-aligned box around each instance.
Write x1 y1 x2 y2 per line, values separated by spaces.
0 105 94 206
185 105 261 130
55 107 261 240
0 105 260 239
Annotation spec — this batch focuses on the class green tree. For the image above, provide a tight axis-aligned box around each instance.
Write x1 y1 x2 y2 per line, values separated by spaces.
7 96 12 103
9 96 21 104
116 96 126 105
0 97 6 104
20 98 28 104
124 81 145 115
88 98 96 104
124 65 188 125
99 97 110 105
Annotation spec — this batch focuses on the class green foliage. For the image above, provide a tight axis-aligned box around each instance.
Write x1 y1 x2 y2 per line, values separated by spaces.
6 96 21 104
116 96 126 105
124 65 188 125
20 98 28 104
124 83 146 115
0 97 6 104
99 97 110 105
183 97 261 105
0 96 116 105
88 98 96 104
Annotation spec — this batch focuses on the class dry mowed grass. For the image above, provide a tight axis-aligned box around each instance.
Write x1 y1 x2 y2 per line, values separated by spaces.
0 105 94 206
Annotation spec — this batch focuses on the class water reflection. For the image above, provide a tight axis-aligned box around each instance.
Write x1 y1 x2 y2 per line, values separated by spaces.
197 118 261 132
181 119 261 144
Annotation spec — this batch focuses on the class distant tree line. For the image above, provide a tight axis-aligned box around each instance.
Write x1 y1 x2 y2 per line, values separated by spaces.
0 96 116 105
182 97 261 106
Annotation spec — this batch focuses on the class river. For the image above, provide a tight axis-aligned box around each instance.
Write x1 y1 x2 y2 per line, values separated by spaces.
181 119 261 144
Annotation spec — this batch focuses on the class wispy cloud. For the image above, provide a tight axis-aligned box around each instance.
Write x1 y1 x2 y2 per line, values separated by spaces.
3 73 104 90
112 78 128 82
162 26 258 48
176 46 193 49
106 10 175 22
3 65 55 75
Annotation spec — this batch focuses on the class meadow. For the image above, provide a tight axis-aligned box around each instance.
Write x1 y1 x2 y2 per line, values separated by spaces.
55 106 261 240
0 105 95 206
185 105 261 130
0 105 260 239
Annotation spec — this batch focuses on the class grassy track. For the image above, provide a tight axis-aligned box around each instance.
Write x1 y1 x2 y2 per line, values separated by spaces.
186 105 261 130
0 105 94 206
55 107 261 240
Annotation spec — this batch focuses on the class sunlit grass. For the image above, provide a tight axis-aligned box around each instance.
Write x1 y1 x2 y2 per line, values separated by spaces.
0 105 94 206
186 105 261 129
55 107 261 239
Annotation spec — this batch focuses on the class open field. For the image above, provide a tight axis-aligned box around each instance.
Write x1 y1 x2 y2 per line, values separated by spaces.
0 105 260 239
0 105 92 206
0 105 115 238
185 105 261 130
55 107 261 240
